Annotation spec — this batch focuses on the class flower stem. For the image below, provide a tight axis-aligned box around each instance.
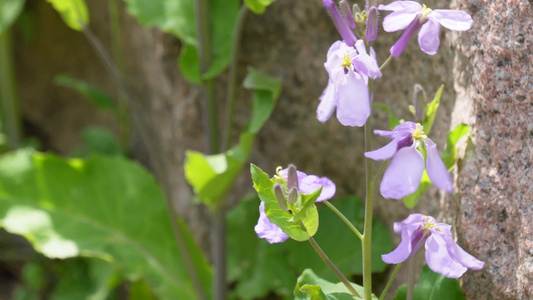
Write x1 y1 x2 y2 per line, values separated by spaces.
379 263 402 300
221 4 248 152
407 256 416 300
379 55 393 71
362 117 375 300
0 30 22 149
323 200 363 240
308 237 361 298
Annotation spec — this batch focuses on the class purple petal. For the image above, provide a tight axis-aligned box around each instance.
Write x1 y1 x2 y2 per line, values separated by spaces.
424 139 453 193
317 80 337 123
254 202 289 244
299 175 336 202
425 234 468 278
381 10 420 32
430 9 473 31
382 222 415 264
390 16 423 57
278 169 307 183
365 139 400 160
448 241 485 270
393 213 426 233
378 1 421 12
380 146 424 199
353 52 382 79
316 177 336 202
418 18 441 55
335 72 370 127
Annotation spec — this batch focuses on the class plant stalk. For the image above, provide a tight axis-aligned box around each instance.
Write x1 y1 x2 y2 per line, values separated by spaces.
323 200 363 240
211 202 227 300
221 4 248 152
407 256 416 300
379 55 393 71
362 103 375 300
309 237 361 298
379 263 402 300
0 30 22 149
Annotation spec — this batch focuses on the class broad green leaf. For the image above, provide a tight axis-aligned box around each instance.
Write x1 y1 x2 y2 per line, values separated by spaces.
422 85 443 136
0 150 211 300
393 265 464 300
441 123 469 169
243 67 281 133
373 104 402 130
0 0 26 34
129 280 158 300
287 196 391 280
295 269 372 300
244 0 276 14
54 75 118 115
402 124 469 208
125 0 239 82
47 0 88 31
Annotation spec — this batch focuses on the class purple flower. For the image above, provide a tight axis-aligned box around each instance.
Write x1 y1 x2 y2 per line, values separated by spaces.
317 40 382 127
378 1 473 57
364 122 452 199
382 214 484 278
254 166 336 244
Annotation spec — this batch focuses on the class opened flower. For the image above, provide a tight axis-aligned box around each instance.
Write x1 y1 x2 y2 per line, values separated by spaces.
383 214 484 278
254 165 336 244
365 121 452 199
317 40 381 127
379 1 473 56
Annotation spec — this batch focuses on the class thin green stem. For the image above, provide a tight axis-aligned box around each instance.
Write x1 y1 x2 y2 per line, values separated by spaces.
407 257 416 300
0 30 22 149
371 160 387 186
379 263 402 300
323 200 363 240
362 118 375 300
211 202 227 300
195 0 219 154
379 55 393 71
221 4 248 152
309 237 361 298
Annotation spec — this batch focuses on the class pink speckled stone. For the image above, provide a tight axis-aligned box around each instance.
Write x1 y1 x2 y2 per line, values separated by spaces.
450 0 532 299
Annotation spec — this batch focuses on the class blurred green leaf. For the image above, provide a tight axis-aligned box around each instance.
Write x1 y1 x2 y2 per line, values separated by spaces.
0 150 211 300
373 104 401 130
295 269 372 300
125 0 239 82
287 196 391 280
402 171 430 209
54 74 118 115
72 127 123 157
421 84 443 136
46 0 88 31
244 0 276 14
129 280 158 300
393 265 464 300
0 0 26 34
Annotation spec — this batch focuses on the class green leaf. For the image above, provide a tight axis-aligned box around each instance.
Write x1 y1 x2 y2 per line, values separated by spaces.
129 280 158 300
441 123 469 169
244 0 276 14
46 0 88 31
0 0 26 34
0 150 211 299
72 127 123 157
243 67 281 133
373 104 402 130
54 74 118 115
393 265 464 300
295 269 371 300
422 85 443 136
402 171 430 209
243 66 282 98
125 0 239 82
287 196 391 280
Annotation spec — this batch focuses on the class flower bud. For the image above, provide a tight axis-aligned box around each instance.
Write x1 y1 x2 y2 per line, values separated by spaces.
413 84 426 121
339 0 356 29
288 188 298 205
323 0 357 46
274 184 288 211
287 164 299 192
365 5 379 41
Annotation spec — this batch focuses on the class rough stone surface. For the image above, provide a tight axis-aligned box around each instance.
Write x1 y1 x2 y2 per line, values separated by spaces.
449 0 533 299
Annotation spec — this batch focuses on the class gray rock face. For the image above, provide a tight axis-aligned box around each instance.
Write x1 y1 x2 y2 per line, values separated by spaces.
450 1 533 299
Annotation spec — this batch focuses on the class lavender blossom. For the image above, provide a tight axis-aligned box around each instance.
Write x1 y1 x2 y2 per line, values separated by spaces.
254 166 336 244
317 40 382 127
378 1 473 57
364 122 452 199
382 214 484 278
323 0 357 46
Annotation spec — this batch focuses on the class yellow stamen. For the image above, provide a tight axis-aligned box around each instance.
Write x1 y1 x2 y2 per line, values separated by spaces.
412 123 428 140
420 4 433 22
274 166 284 180
423 215 440 231
341 53 352 68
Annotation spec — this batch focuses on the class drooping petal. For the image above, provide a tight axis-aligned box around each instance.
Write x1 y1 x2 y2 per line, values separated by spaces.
418 18 441 55
378 0 421 12
299 175 336 202
365 139 400 160
317 80 337 123
390 16 423 57
425 233 468 278
381 10 420 32
448 241 485 270
424 138 453 193
382 222 415 264
254 202 289 244
316 177 336 202
336 72 370 127
380 146 425 199
430 9 473 31
353 52 382 79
